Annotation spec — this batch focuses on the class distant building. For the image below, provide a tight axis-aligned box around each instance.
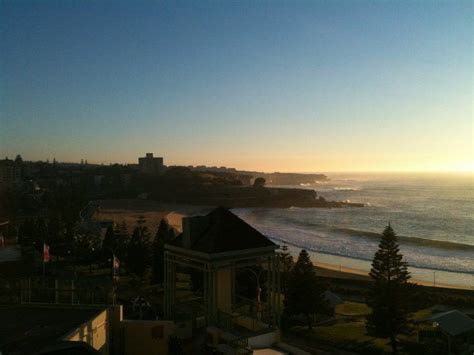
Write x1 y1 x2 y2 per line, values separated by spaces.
138 153 164 174
0 157 22 186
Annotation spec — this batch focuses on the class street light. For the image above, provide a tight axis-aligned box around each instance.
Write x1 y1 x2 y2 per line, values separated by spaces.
245 267 265 320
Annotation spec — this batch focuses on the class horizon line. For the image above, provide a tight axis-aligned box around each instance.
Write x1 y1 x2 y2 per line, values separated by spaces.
5 157 473 175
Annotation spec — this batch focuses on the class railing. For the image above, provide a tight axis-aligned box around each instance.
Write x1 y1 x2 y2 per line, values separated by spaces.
232 295 273 325
215 311 253 354
0 277 113 306
216 307 277 354
229 337 253 354
217 309 240 330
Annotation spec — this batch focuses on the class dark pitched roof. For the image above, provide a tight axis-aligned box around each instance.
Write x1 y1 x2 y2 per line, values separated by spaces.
424 310 474 336
168 207 276 254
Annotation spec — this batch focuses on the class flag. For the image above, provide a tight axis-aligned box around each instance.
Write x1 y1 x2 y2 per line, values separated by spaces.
113 255 120 271
43 243 50 263
112 254 120 280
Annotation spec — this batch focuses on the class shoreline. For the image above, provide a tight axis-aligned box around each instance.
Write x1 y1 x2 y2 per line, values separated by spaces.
92 199 473 291
313 260 472 291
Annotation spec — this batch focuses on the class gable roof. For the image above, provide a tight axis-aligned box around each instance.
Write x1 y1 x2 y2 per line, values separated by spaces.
168 207 276 254
425 310 474 336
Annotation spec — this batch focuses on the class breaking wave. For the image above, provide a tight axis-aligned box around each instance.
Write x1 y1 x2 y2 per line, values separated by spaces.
264 212 474 252
331 226 474 251
333 187 361 191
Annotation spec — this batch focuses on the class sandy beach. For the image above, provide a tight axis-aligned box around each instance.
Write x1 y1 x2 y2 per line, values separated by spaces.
92 199 211 234
92 199 473 291
313 260 471 290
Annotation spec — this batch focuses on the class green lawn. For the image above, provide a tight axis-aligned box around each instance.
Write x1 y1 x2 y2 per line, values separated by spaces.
291 301 433 354
312 320 391 353
410 308 432 321
336 301 370 317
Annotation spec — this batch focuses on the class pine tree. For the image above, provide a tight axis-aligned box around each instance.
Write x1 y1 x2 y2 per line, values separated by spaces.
34 218 48 251
152 219 173 284
366 225 414 354
47 216 66 258
18 219 35 249
114 221 130 261
102 225 117 261
127 216 151 277
283 249 329 330
73 227 101 273
278 243 294 293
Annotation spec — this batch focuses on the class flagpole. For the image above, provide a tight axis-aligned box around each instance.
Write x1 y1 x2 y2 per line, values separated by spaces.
43 261 45 277
43 249 46 278
111 252 119 305
43 242 49 278
112 253 116 305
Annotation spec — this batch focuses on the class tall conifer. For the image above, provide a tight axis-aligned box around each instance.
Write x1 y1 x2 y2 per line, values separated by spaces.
278 243 294 293
127 216 151 277
152 219 173 284
366 225 413 354
284 249 329 329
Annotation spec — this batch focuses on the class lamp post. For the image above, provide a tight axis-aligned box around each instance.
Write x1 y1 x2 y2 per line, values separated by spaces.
245 267 264 319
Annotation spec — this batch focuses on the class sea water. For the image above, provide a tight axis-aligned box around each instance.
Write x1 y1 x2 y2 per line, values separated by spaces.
234 172 474 289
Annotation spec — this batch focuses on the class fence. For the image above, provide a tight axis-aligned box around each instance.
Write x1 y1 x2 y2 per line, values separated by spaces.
0 277 114 306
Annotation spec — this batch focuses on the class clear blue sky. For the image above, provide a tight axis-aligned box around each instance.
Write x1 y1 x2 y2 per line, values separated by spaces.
1 0 472 171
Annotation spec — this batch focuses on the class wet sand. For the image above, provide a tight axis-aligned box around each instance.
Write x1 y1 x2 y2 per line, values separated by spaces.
314 260 471 290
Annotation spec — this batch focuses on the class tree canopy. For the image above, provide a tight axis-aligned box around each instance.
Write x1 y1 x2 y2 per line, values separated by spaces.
152 218 175 284
278 243 294 293
283 249 329 329
127 216 151 277
253 177 266 188
366 225 415 354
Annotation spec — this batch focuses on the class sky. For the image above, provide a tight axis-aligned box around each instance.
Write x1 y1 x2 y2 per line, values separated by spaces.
1 0 472 172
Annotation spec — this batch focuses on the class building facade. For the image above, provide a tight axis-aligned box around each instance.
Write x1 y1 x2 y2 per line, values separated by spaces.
0 158 22 186
164 207 282 353
138 153 164 174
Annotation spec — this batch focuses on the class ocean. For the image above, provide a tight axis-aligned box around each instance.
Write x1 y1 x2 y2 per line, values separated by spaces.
234 172 474 289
